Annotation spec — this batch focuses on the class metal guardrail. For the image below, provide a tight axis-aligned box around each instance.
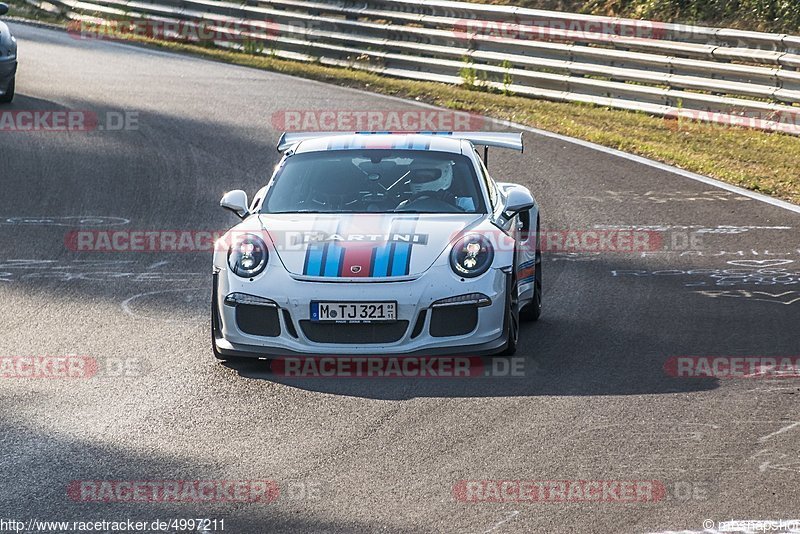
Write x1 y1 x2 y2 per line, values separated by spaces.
24 0 800 134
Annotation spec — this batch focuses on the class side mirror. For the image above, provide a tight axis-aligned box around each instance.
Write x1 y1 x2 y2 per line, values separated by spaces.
220 190 249 218
0 4 9 15
503 185 535 215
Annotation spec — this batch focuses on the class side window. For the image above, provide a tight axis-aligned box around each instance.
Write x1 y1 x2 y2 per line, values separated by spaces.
475 150 498 210
251 186 268 212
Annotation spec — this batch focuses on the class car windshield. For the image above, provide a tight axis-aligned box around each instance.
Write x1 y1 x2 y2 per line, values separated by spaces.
262 149 486 214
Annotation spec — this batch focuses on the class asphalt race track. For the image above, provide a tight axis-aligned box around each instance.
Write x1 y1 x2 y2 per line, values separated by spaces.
1 23 799 534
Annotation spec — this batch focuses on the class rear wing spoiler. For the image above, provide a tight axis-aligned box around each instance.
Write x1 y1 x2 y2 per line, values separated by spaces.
276 131 523 153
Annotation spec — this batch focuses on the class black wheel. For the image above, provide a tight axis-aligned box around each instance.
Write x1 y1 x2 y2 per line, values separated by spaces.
501 270 519 356
0 77 14 104
520 218 542 322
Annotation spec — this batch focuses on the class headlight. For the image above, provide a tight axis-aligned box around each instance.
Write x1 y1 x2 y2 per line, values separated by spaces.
450 234 494 278
227 234 268 278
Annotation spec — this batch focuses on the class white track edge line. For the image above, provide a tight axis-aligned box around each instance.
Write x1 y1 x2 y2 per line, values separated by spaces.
495 118 800 215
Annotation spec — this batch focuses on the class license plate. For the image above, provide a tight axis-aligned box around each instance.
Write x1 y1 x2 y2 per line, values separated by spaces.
311 301 397 323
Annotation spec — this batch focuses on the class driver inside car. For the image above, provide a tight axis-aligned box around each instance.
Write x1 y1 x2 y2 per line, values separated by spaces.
396 161 463 211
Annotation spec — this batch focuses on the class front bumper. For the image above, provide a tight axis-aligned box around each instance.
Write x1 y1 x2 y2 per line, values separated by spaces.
213 263 510 357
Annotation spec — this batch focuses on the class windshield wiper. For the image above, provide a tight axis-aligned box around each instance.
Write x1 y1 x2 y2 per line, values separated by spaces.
392 210 446 214
265 210 325 214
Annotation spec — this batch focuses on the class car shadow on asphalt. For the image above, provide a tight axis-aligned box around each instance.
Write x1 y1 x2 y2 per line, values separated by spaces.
216 255 758 399
0 413 427 533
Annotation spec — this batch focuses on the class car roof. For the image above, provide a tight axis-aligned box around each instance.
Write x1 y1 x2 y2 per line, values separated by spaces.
292 133 465 155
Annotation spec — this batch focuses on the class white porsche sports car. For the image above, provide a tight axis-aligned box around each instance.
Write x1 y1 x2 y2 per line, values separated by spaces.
212 131 541 360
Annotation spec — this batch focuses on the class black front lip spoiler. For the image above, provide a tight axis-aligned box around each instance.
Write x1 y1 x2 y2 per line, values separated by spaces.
213 334 509 359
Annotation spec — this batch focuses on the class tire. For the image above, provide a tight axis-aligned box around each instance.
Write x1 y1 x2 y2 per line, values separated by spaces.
500 270 519 356
520 218 542 322
0 77 14 104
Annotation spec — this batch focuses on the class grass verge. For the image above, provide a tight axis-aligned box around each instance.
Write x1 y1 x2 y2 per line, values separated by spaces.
6 5 800 205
